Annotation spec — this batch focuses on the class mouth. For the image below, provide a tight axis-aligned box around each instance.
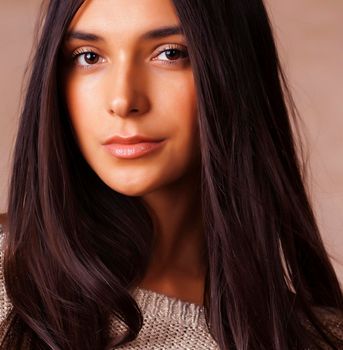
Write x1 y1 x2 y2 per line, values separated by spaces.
103 137 166 159
102 134 164 145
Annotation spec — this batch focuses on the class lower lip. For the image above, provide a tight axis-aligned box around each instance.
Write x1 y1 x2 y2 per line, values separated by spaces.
104 140 165 159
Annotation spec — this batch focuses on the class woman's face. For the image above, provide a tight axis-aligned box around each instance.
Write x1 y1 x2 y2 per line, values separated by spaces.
62 0 200 197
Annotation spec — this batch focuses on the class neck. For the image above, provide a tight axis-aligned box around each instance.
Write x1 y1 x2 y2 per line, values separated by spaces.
140 169 206 304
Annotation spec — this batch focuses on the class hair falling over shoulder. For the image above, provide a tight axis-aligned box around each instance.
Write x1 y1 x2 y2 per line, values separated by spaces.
0 0 342 349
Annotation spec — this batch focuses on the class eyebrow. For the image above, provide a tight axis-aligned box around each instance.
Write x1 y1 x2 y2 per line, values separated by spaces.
64 25 184 43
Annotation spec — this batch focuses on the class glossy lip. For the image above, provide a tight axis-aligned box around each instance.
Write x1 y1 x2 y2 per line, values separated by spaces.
102 135 164 145
102 135 166 159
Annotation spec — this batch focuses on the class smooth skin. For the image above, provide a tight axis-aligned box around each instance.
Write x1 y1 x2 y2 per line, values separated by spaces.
62 0 206 305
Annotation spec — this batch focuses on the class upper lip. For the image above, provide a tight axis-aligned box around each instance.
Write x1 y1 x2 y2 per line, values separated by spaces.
102 135 164 145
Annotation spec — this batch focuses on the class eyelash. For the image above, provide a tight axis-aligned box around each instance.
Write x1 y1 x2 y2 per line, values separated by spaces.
153 45 189 65
70 45 189 69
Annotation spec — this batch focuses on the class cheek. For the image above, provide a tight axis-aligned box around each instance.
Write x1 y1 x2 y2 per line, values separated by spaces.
153 72 200 176
65 76 99 126
166 74 199 153
63 75 103 155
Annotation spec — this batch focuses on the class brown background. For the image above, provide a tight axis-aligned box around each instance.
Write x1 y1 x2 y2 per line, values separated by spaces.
0 0 342 284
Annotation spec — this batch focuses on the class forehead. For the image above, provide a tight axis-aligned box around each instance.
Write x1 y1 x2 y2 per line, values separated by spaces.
68 0 180 38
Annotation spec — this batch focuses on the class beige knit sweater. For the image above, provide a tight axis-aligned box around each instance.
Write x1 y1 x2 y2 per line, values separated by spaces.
0 224 218 349
0 223 342 349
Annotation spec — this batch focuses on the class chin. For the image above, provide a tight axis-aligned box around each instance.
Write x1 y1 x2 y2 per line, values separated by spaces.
105 180 157 197
114 187 148 197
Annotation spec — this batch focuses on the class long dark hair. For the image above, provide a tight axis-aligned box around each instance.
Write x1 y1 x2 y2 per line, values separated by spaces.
1 0 342 349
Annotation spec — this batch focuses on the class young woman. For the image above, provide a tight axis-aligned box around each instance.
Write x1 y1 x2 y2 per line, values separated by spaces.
0 0 342 349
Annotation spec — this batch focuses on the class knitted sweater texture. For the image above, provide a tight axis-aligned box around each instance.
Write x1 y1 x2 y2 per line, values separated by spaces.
0 224 342 349
0 224 218 349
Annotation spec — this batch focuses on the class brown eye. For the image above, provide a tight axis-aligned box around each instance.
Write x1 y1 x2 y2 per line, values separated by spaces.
83 52 100 64
164 49 183 60
71 49 105 68
153 46 189 65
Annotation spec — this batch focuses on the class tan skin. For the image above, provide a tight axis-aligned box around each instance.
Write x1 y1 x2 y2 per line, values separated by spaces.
61 0 206 306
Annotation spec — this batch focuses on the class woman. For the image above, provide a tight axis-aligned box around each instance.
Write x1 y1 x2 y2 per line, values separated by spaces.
0 0 342 349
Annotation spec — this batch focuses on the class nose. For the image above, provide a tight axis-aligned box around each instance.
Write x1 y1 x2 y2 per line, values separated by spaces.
106 59 149 118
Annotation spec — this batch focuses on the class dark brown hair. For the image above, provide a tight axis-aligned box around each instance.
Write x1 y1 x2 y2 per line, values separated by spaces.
1 0 342 349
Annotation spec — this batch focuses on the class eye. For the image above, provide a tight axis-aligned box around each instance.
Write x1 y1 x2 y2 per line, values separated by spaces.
71 49 105 68
153 45 189 65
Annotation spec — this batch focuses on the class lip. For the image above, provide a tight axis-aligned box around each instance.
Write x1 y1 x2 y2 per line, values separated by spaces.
102 135 166 159
102 135 164 145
